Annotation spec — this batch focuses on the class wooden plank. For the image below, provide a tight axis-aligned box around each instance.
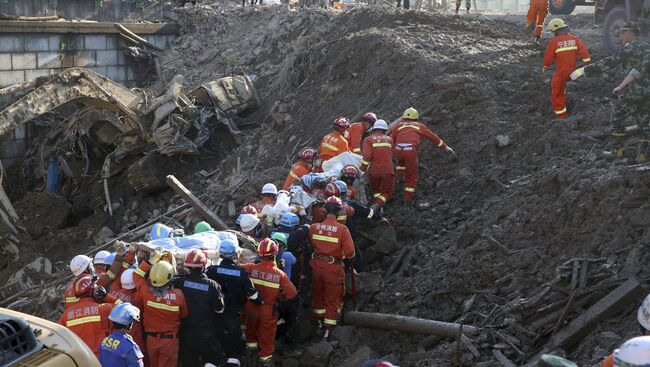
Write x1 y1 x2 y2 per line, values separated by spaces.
166 175 228 231
548 277 644 349
344 311 480 338
0 184 18 222
492 350 516 367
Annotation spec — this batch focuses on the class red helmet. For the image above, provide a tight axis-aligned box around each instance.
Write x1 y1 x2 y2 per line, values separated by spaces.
361 112 377 124
299 147 316 163
325 182 341 198
257 238 279 257
324 196 343 208
73 274 96 297
184 249 207 269
241 205 258 216
341 165 359 179
332 117 350 130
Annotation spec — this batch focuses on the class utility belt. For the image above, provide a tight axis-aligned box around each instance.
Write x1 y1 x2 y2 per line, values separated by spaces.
145 332 177 339
395 144 416 151
312 253 342 265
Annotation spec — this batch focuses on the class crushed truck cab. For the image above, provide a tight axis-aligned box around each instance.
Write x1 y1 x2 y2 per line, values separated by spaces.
0 307 100 367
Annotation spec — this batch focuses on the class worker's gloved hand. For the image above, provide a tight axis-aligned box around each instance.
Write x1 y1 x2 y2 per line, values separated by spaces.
613 84 627 95
250 291 264 305
379 217 391 226
127 242 139 253
92 286 108 301
295 205 306 216
445 146 455 155
149 249 163 265
570 67 585 80
114 240 127 255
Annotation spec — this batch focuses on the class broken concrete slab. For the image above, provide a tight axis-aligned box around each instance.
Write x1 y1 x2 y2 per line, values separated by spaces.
341 346 376 367
300 340 334 367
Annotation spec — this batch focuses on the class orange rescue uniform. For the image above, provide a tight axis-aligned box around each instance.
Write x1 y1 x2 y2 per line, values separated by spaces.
390 120 448 201
59 298 114 357
308 216 355 328
319 131 350 162
343 122 369 154
282 160 312 190
543 32 591 118
527 0 549 38
241 260 297 362
361 131 394 206
133 261 189 367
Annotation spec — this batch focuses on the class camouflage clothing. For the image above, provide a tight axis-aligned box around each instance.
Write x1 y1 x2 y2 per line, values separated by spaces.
584 40 650 138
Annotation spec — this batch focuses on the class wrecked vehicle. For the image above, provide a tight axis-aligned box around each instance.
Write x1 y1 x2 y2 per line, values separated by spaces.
0 67 259 214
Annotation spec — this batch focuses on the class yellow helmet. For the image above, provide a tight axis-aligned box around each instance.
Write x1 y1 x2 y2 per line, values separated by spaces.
547 18 567 32
403 107 419 120
150 261 174 287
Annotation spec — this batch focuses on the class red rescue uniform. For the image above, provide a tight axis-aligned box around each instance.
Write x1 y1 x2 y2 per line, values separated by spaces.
343 122 369 154
319 131 350 162
308 216 355 328
390 120 448 201
59 298 114 357
543 32 590 118
241 260 297 362
361 131 394 206
250 197 276 219
283 160 311 191
133 261 189 367
526 0 548 38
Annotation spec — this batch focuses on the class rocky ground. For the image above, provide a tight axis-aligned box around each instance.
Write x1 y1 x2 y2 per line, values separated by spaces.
1 2 649 366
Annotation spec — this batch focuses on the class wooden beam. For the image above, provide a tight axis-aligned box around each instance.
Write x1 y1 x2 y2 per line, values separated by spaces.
344 311 480 338
166 175 228 231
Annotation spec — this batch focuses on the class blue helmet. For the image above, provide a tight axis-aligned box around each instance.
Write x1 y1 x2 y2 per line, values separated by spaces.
109 303 140 326
220 239 239 259
150 223 173 240
105 253 116 266
335 180 348 195
280 213 300 228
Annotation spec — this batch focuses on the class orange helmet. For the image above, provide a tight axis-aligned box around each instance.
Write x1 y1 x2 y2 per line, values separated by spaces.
299 147 316 163
184 249 207 269
241 205 258 216
324 196 343 209
257 238 279 257
325 182 341 198
73 274 96 297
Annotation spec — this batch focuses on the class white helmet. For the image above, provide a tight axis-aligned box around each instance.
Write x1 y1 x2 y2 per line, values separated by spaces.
93 250 111 265
120 268 136 290
261 183 278 195
239 214 260 232
70 255 93 277
614 336 650 366
638 294 650 331
373 119 388 130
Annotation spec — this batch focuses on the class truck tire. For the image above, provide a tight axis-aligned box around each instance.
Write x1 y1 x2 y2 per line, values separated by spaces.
603 5 628 54
549 0 576 15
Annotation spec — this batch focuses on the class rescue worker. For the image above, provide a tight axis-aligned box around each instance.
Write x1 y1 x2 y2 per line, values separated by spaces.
65 251 129 310
312 182 352 223
271 232 299 344
206 239 260 367
251 183 278 218
599 293 650 367
308 196 355 337
109 268 147 363
239 213 263 240
193 220 213 233
94 250 111 275
98 303 145 367
526 0 548 45
608 336 650 366
340 165 360 200
271 212 311 286
283 147 316 190
172 249 224 367
133 249 189 367
59 274 116 357
241 238 297 366
236 204 258 226
319 117 351 163
543 18 591 119
344 112 377 154
390 108 455 202
455 0 470 15
570 22 650 160
361 119 395 207
612 53 650 94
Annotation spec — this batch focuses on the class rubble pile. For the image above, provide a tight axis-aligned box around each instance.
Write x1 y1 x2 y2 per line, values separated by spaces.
1 2 649 366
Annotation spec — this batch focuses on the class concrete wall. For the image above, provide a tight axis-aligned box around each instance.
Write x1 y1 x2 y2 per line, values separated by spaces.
0 0 159 22
0 21 178 166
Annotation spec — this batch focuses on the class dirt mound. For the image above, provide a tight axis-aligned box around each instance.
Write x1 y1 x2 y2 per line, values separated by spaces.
15 192 73 239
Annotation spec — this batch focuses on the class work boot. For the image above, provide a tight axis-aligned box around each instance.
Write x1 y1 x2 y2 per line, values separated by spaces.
259 358 273 367
609 130 627 158
533 36 541 47
323 328 331 339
